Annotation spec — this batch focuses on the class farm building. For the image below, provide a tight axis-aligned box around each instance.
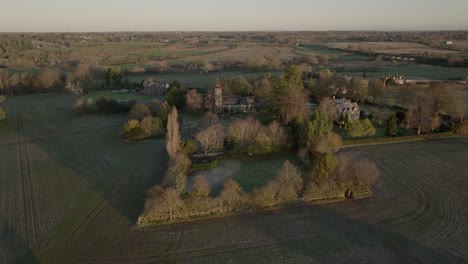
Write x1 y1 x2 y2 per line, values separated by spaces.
334 98 360 122
382 74 405 85
213 78 255 113
140 78 169 96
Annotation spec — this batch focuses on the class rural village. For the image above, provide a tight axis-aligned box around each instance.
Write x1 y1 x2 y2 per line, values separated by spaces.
0 9 468 264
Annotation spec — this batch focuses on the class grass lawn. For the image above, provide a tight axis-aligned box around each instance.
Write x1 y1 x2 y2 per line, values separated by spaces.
81 90 153 101
338 63 468 80
230 153 306 192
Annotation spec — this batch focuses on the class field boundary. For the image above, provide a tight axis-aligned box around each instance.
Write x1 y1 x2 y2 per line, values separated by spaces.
342 133 465 148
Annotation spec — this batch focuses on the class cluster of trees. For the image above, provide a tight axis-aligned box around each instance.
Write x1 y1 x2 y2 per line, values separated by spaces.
0 95 5 120
0 39 34 56
193 114 290 156
121 102 165 141
0 65 103 95
139 154 379 224
74 96 133 115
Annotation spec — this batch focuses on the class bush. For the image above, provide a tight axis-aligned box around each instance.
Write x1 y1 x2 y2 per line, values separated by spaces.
191 158 219 171
456 121 468 135
122 119 147 141
129 103 151 121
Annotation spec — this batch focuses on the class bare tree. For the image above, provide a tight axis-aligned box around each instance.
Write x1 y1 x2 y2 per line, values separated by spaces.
144 186 186 221
368 78 386 104
275 160 303 193
266 121 288 148
319 97 338 121
280 84 309 124
313 133 343 154
185 89 203 112
39 68 61 90
192 175 211 197
166 107 181 160
195 124 225 156
227 116 261 148
219 179 245 212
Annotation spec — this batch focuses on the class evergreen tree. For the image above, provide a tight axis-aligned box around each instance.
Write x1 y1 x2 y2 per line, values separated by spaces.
386 114 398 137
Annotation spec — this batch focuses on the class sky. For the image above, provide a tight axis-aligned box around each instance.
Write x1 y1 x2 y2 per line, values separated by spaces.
1 0 468 32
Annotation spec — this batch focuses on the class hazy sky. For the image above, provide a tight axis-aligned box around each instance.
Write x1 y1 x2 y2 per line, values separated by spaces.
2 0 468 32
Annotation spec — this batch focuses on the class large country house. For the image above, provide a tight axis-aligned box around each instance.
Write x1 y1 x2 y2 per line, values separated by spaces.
334 98 360 121
212 79 255 113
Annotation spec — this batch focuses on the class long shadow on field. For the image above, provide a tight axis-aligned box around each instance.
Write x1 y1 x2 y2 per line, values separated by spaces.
3 96 169 263
0 219 36 264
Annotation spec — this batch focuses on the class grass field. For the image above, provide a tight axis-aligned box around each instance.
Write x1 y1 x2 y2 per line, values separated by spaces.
1 96 467 263
81 90 153 101
327 42 460 55
336 62 468 80
0 95 167 263
230 153 306 192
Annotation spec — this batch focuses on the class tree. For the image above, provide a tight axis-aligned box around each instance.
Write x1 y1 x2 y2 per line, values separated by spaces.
165 81 186 108
313 133 343 154
386 114 398 136
254 77 273 98
157 101 171 125
0 95 5 120
395 84 416 108
144 186 185 221
368 78 385 103
105 67 122 87
319 97 338 122
195 124 225 156
192 175 211 197
129 103 151 121
39 68 61 91
140 116 164 137
185 89 203 112
265 121 288 149
122 119 146 141
276 160 303 193
347 77 368 101
347 119 376 138
282 65 302 86
219 179 245 211
166 107 181 160
280 84 309 124
311 153 338 184
227 116 261 149
300 109 333 151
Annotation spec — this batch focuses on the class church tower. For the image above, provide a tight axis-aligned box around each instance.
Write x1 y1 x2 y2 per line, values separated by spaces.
214 78 223 108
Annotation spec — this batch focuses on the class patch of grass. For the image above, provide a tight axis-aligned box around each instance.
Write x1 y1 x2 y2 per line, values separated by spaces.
82 90 152 101
231 153 306 192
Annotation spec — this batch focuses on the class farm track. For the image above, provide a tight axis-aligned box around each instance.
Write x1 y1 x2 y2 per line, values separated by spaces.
15 105 39 245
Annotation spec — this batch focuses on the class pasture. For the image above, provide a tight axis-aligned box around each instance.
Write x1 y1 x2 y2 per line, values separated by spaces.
0 95 467 263
327 41 461 55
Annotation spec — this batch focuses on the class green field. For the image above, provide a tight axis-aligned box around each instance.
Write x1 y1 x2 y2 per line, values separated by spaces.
1 96 467 263
333 60 468 80
0 95 167 263
296 45 346 56
230 154 305 192
81 90 153 101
